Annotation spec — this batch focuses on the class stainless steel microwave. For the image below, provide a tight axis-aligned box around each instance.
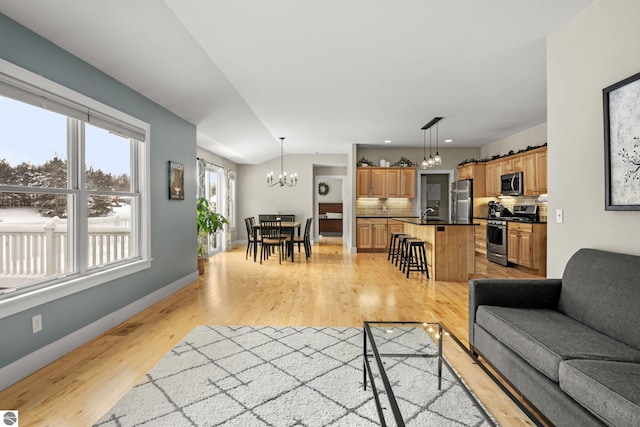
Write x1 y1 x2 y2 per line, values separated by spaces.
500 172 523 196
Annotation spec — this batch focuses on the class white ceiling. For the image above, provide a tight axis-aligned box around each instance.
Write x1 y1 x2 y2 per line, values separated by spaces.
1 0 593 164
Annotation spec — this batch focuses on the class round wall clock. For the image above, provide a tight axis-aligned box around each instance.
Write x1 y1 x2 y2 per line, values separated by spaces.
318 182 330 195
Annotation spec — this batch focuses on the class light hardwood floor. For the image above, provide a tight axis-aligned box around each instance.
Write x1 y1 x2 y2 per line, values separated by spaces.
0 237 545 426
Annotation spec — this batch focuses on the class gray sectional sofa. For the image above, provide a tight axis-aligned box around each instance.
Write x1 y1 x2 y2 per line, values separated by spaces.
469 248 640 426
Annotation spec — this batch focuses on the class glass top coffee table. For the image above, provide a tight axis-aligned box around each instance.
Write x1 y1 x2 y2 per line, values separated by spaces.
363 321 496 426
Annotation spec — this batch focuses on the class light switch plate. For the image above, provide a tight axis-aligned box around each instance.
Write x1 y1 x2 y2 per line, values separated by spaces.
556 209 564 224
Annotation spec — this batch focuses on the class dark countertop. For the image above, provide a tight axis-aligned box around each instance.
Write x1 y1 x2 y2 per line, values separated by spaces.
392 217 477 226
356 216 418 219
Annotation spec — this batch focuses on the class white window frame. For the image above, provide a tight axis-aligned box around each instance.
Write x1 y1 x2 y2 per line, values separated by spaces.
0 59 151 320
228 171 236 230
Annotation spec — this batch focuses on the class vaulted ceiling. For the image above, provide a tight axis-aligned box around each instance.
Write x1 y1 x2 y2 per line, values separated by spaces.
1 0 593 164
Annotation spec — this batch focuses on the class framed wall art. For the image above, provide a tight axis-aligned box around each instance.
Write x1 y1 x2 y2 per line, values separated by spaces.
168 161 184 200
603 71 640 210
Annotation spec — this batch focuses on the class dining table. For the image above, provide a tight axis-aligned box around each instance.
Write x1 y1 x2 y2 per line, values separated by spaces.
252 221 301 262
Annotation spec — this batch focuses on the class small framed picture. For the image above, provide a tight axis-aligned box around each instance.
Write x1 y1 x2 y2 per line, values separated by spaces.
603 71 640 210
168 161 184 200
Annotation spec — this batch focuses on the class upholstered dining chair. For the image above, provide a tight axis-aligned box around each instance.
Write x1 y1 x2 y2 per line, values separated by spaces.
293 217 313 260
259 220 289 264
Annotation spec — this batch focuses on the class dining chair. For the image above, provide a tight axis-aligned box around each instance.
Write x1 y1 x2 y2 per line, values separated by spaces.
293 217 313 260
259 220 289 264
259 214 278 222
244 217 257 260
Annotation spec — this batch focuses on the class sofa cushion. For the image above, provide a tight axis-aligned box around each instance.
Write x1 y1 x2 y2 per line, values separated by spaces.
559 248 640 349
476 306 640 381
559 360 640 427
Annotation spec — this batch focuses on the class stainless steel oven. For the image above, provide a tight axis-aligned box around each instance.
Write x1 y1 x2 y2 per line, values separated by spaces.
487 219 508 266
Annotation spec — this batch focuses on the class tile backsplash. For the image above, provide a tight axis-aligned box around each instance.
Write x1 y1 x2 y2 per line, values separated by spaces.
356 199 413 217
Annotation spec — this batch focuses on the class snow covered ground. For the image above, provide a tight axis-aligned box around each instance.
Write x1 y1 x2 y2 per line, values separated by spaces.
0 206 131 224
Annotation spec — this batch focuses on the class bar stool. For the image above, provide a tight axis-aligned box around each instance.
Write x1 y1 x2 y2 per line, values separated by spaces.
388 232 407 263
403 239 429 278
395 235 412 268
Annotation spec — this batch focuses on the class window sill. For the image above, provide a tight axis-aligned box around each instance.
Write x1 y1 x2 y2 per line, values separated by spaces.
0 259 152 320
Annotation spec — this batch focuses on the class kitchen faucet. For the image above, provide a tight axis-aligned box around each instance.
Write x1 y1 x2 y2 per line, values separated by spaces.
421 207 435 220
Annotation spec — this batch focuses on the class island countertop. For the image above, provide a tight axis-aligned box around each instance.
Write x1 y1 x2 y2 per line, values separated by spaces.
392 218 478 226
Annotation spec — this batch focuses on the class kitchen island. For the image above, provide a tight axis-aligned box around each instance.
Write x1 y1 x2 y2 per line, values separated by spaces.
393 218 477 281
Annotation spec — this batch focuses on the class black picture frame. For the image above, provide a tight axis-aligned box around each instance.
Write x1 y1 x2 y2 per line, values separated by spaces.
603 71 640 210
168 161 184 200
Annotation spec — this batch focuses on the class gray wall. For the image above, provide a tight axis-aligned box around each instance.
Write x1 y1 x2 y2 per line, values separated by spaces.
0 15 197 369
546 0 640 276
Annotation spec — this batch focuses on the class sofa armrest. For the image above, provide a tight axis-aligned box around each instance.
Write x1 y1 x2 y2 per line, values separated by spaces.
468 278 562 347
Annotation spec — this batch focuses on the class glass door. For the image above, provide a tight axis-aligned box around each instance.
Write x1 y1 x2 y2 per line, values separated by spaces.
205 165 226 255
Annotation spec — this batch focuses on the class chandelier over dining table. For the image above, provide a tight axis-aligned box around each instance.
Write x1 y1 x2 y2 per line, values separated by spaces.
267 137 298 187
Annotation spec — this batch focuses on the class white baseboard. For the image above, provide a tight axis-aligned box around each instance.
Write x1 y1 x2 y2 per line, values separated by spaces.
0 271 198 391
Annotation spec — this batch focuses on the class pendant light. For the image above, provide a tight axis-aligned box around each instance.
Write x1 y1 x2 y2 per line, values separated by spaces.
421 128 429 169
434 120 442 166
421 117 444 168
267 137 298 187
427 127 435 168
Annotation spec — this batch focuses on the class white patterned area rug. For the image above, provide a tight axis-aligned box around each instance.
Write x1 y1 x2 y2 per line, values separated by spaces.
95 325 494 426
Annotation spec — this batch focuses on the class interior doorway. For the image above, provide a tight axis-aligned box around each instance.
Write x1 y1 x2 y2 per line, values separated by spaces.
314 174 346 241
418 171 454 220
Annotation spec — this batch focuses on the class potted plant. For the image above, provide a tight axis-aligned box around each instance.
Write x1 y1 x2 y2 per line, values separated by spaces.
197 197 228 274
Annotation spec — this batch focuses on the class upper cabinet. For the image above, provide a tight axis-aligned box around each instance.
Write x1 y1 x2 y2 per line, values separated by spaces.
456 162 486 197
356 167 415 199
482 146 547 197
522 147 547 196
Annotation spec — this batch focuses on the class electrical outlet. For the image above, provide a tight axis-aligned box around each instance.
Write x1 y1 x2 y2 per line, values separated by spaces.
32 314 42 334
556 209 564 224
382 205 387 211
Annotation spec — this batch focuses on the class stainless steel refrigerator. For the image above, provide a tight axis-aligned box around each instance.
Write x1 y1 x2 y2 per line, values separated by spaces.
451 179 473 221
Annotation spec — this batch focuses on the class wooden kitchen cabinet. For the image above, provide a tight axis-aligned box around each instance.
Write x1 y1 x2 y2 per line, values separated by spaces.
485 147 547 197
370 168 386 198
535 149 547 193
356 218 389 250
507 222 546 275
386 169 401 197
456 162 486 197
457 164 473 180
400 168 416 198
474 219 487 255
485 162 501 197
522 147 547 196
356 167 386 198
357 220 373 248
356 167 415 198
388 219 404 235
356 168 372 198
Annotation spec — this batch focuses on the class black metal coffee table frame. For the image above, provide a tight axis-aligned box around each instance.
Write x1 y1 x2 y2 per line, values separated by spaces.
362 321 495 427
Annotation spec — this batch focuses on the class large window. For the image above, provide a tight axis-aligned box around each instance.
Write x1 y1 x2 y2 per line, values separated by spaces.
0 60 150 315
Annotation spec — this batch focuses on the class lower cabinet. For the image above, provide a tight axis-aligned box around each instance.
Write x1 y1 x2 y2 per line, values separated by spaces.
357 218 402 251
474 219 487 255
507 222 547 275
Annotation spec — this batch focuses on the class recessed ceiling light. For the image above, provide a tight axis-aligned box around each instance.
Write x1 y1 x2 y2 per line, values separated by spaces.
444 139 453 143
384 140 392 144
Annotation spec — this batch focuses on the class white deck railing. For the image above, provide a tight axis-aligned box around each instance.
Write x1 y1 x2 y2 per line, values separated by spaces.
0 216 132 286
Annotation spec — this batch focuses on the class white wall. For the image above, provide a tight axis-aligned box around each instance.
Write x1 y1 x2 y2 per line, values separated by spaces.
316 178 343 203
480 123 547 159
547 0 640 276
